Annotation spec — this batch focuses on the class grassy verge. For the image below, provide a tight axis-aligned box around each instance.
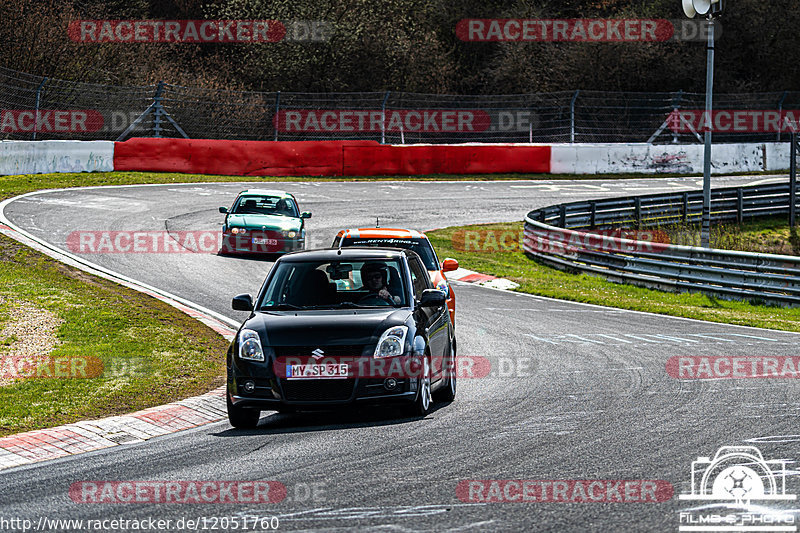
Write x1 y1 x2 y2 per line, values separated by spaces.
427 222 800 333
660 215 800 256
0 235 229 436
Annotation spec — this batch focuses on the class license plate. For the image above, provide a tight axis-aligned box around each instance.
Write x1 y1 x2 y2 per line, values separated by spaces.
286 364 349 379
252 237 278 245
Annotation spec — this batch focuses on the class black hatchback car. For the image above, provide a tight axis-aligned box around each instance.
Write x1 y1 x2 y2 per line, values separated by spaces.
226 248 456 428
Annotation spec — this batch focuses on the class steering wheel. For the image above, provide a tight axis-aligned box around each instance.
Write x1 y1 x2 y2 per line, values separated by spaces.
358 294 393 306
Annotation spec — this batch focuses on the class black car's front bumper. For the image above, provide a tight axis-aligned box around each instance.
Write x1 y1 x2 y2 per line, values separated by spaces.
228 375 417 410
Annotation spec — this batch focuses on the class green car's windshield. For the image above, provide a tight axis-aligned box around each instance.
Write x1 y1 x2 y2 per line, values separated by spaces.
232 195 299 217
259 259 409 310
336 237 438 270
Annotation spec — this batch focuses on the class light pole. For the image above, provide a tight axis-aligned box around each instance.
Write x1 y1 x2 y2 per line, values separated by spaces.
682 0 723 248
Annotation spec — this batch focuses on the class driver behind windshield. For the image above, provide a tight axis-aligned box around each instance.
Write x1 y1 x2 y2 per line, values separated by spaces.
359 262 401 305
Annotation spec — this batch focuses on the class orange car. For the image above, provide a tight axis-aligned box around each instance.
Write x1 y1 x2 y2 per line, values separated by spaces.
332 228 459 326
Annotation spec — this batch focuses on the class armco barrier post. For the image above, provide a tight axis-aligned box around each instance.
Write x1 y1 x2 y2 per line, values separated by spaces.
737 188 743 225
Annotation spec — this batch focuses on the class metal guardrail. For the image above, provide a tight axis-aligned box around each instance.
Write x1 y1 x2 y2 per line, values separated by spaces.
522 181 800 306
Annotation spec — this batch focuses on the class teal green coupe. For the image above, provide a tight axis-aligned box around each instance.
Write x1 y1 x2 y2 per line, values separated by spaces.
219 189 311 255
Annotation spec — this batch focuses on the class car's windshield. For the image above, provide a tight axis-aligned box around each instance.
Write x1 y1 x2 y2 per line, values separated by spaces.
336 237 438 270
232 195 298 217
259 258 409 309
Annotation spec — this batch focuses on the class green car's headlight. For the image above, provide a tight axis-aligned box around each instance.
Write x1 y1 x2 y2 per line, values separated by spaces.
231 227 247 235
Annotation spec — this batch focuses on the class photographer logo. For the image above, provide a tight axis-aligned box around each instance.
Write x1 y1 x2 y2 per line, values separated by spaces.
678 445 796 532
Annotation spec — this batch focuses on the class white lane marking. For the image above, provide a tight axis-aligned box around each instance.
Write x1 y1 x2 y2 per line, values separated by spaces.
509 184 608 191
649 334 700 343
565 334 605 344
522 333 559 345
596 334 633 344
17 196 147 213
727 333 781 341
623 334 662 343
686 333 737 342
446 520 499 532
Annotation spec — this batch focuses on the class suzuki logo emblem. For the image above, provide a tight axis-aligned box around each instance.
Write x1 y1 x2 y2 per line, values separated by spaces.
311 348 325 361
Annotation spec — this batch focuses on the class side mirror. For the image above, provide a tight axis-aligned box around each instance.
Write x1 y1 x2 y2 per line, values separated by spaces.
219 207 228 214
232 294 254 311
418 289 446 308
301 212 312 219
441 258 459 273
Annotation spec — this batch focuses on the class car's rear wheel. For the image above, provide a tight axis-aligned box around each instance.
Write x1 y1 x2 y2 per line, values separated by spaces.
227 395 261 429
407 355 432 417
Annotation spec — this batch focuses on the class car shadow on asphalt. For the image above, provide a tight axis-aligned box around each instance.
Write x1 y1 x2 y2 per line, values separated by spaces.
212 402 453 436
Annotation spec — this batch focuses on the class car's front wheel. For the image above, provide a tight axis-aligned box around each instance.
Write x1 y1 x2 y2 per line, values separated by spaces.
407 355 432 417
435 341 456 402
227 395 261 429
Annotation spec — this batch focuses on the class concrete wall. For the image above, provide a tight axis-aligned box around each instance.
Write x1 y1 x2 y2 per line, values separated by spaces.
0 140 114 176
550 142 790 175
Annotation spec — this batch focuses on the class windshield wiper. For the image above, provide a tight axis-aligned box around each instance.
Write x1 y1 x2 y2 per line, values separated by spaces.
260 303 304 311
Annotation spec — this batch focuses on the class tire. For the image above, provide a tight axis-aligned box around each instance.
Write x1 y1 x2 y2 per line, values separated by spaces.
407 355 433 417
227 395 261 429
435 341 456 402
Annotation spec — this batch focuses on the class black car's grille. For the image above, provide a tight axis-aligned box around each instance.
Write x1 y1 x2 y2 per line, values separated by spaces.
280 379 355 401
274 345 367 358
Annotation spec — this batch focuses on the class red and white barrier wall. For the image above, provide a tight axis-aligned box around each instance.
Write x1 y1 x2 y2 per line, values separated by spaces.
0 139 792 176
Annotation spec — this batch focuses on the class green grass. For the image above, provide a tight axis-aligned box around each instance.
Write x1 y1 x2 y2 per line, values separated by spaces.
0 236 229 436
428 222 800 333
660 216 800 256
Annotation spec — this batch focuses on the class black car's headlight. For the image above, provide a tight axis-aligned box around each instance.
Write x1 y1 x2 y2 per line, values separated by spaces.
374 326 408 359
239 329 265 362
230 227 247 235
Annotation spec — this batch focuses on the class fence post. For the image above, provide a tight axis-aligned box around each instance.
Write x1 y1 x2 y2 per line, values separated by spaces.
791 133 797 227
671 90 683 144
381 91 390 144
152 81 165 137
777 91 788 142
634 197 642 228
274 91 281 142
682 192 689 224
737 188 743 224
570 90 580 143
31 77 48 141
589 202 596 228
559 204 567 227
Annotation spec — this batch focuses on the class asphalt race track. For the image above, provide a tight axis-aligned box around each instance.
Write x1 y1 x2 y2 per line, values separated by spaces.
3 176 800 532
